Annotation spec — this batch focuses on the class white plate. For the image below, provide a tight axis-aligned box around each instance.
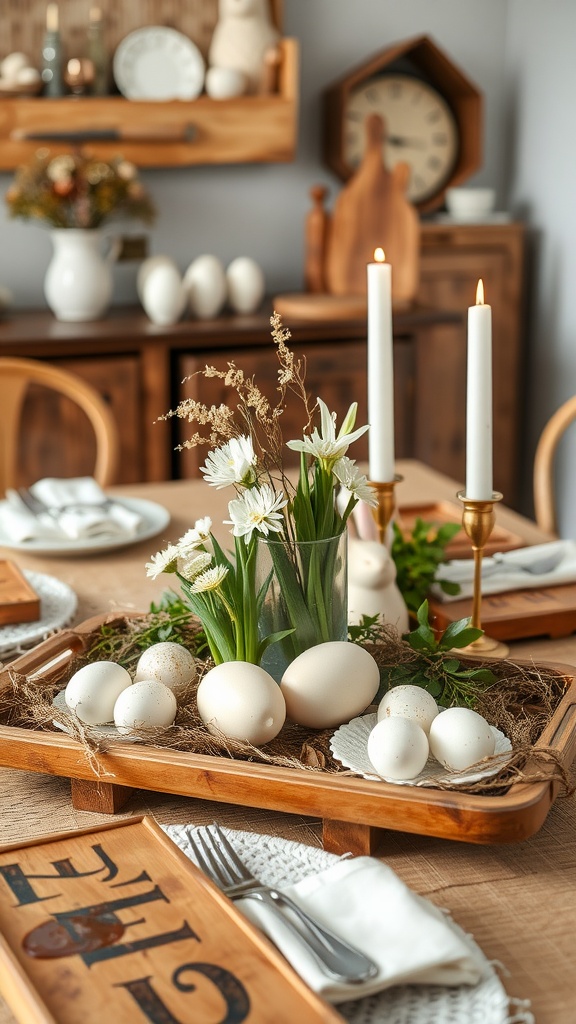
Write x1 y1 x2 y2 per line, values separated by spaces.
52 690 142 743
113 26 205 100
0 571 77 658
331 712 512 787
0 497 171 557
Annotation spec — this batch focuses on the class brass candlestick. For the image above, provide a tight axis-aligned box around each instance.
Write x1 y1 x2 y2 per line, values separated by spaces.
369 475 403 545
457 490 509 659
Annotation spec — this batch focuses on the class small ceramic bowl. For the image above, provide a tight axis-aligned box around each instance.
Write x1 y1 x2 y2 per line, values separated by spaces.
445 187 496 221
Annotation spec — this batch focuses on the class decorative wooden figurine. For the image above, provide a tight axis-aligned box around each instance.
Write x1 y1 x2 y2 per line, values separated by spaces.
209 0 281 95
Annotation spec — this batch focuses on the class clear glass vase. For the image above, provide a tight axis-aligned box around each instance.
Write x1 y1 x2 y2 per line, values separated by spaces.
257 532 348 682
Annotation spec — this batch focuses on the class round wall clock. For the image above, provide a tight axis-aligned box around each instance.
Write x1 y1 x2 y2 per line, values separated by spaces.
323 35 483 214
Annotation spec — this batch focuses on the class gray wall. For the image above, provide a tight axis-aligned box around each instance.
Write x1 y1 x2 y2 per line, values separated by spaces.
0 1 574 535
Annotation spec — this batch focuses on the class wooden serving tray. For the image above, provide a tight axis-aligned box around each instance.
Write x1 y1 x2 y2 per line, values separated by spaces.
0 816 342 1024
397 501 526 559
1 614 576 858
429 583 576 641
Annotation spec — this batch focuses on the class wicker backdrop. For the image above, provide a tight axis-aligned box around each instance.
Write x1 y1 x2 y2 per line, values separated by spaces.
0 0 283 65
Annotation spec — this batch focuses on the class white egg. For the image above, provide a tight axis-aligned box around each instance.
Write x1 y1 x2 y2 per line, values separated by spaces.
205 67 247 99
226 257 265 314
135 642 197 695
280 642 380 729
367 718 430 781
1 52 30 82
137 255 180 302
429 707 496 772
15 67 41 86
377 685 439 735
65 661 132 725
114 679 177 735
183 254 227 319
141 263 187 326
197 662 286 745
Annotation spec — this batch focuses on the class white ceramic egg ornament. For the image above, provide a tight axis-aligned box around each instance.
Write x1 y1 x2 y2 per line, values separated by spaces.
141 263 187 326
226 257 265 314
367 718 430 781
209 0 280 94
429 707 496 772
114 679 177 735
377 684 439 735
197 662 286 745
205 66 247 99
135 642 197 695
136 255 180 303
348 538 409 632
280 642 380 729
184 255 227 318
65 661 132 725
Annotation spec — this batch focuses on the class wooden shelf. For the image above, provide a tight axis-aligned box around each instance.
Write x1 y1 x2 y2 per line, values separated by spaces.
0 37 298 170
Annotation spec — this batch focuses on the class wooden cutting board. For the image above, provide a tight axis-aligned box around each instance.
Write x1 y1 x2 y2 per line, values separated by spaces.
0 816 344 1024
429 584 576 641
324 113 420 306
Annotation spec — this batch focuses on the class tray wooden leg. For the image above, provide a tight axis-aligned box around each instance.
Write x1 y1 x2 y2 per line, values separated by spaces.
70 778 135 814
322 819 382 856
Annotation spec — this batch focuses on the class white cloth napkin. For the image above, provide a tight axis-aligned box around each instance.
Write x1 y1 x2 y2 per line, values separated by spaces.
0 477 142 542
432 539 576 602
236 855 483 1003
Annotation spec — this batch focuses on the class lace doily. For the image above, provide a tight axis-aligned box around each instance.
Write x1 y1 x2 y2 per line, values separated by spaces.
166 824 532 1024
0 571 77 660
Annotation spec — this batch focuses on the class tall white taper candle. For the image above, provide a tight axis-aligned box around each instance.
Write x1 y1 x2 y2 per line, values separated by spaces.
466 279 493 499
367 248 395 482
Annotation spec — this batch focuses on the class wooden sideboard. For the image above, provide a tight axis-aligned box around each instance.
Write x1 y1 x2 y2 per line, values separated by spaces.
0 221 526 506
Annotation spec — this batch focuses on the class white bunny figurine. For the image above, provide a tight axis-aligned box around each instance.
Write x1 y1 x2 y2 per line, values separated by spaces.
209 0 280 94
348 538 409 633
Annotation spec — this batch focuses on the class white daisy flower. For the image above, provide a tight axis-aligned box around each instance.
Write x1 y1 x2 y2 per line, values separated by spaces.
190 564 229 593
333 457 378 507
225 484 288 543
178 517 213 556
286 398 369 463
200 435 257 489
145 543 180 579
178 551 212 582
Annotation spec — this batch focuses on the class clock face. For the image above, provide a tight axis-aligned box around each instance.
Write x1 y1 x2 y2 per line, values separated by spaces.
343 73 459 204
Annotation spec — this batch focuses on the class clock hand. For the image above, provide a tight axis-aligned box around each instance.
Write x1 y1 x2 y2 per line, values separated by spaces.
386 134 426 150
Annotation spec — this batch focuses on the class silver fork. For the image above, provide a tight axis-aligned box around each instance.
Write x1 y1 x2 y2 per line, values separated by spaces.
484 549 565 576
17 487 114 516
186 823 378 984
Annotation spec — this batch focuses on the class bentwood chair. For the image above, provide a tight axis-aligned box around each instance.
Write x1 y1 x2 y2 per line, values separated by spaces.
0 357 120 495
533 394 576 535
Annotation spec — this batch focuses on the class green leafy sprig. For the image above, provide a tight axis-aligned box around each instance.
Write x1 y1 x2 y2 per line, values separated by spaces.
382 600 497 708
391 518 462 613
86 591 207 668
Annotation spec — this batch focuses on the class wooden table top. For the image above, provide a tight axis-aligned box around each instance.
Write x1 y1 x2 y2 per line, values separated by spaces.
0 459 574 1024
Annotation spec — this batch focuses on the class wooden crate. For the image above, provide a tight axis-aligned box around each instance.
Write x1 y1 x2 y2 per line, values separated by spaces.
1 614 575 857
0 815 342 1024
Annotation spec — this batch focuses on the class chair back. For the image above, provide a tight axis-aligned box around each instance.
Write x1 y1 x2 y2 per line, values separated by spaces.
0 357 119 495
533 395 576 535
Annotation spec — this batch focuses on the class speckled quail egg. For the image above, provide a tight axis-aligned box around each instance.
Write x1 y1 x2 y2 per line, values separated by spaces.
377 685 439 735
135 642 197 695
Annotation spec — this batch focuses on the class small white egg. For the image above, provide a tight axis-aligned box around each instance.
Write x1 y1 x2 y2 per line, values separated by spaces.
429 707 496 772
197 662 286 745
137 255 180 303
280 642 380 729
135 642 197 695
226 257 265 314
141 263 187 326
205 66 247 99
1 52 31 82
65 661 132 725
377 685 439 735
114 679 177 735
367 717 430 781
183 254 227 319
15 66 41 86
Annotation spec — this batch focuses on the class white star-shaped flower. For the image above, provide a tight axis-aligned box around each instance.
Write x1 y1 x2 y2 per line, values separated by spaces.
225 484 288 544
286 398 369 463
333 457 378 507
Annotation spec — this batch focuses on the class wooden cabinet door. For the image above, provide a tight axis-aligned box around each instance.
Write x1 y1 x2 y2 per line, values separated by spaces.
17 355 142 486
176 338 415 479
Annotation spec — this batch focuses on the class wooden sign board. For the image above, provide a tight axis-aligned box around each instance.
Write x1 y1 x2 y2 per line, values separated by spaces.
0 817 343 1024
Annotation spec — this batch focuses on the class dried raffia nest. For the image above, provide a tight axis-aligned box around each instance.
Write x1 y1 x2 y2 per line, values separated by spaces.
0 614 573 795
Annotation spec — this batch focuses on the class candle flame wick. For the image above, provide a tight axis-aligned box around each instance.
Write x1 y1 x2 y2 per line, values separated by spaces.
476 279 485 305
374 247 385 263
